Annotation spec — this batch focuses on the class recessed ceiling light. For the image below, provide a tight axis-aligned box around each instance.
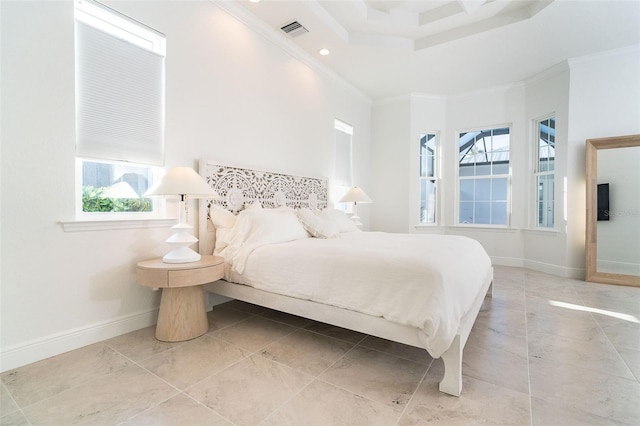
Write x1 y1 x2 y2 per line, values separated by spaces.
249 0 261 3
319 48 330 56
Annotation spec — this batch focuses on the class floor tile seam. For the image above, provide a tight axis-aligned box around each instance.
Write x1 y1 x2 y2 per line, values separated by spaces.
255 376 318 426
286 326 364 349
13 360 182 421
301 326 369 346
7 407 33 426
115 391 183 426
570 281 639 382
0 380 24 416
0 387 32 426
393 358 434 426
252 347 323 380
333 341 432 375
6 341 142 412
310 339 365 382
101 338 186 367
182 391 240 426
529 353 640 384
529 394 637 426
470 321 529 341
522 279 535 426
312 345 428 412
252 312 314 329
205 311 258 334
177 339 256 393
313 376 406 416
208 318 299 355
353 342 434 367
181 355 253 397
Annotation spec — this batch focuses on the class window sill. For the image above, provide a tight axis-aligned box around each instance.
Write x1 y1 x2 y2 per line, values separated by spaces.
60 217 176 232
523 228 561 236
413 224 445 231
447 225 520 233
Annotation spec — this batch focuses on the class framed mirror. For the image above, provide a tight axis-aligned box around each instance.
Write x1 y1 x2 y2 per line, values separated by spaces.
585 134 640 286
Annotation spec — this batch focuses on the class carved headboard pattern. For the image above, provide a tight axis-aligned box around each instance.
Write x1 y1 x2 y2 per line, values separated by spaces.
198 159 328 255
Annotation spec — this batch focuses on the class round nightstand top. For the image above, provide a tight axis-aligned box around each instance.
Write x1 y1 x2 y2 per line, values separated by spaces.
137 254 224 271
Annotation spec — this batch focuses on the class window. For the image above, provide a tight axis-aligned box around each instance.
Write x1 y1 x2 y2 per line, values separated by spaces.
334 119 353 213
534 116 555 228
419 133 438 224
458 127 510 225
74 0 165 215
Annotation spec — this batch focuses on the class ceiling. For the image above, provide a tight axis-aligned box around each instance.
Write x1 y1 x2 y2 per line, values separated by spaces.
235 0 640 99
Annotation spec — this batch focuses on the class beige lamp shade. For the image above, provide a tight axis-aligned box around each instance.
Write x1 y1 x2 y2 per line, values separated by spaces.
145 166 217 199
339 186 372 204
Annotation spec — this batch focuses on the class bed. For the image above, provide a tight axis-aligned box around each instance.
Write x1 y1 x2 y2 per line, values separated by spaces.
198 160 493 396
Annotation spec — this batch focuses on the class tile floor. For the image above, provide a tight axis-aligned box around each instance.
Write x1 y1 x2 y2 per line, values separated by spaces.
1 266 639 425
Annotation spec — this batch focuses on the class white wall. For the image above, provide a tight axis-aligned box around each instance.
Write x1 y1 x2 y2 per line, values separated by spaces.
0 0 371 371
523 64 571 275
370 46 640 277
567 46 640 274
370 97 410 232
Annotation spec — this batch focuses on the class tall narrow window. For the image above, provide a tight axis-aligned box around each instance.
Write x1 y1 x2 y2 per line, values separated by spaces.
334 119 353 212
419 133 438 224
458 127 510 225
75 0 165 214
534 116 555 228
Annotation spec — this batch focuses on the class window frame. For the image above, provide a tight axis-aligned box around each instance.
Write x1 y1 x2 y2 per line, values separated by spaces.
75 158 165 219
334 118 354 213
532 114 556 229
455 125 512 228
73 0 166 222
418 132 440 225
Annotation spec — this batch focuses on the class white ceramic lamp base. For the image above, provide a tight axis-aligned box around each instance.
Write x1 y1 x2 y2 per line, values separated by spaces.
162 223 201 264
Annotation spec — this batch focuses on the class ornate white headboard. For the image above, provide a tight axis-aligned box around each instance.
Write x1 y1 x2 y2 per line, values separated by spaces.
198 159 329 256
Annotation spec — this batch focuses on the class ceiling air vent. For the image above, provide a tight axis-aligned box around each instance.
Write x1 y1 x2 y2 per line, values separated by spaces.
280 21 309 38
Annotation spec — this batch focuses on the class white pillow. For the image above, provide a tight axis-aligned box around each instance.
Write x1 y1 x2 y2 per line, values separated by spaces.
224 208 310 273
210 204 236 229
209 205 237 255
296 208 339 238
244 201 262 210
319 208 361 233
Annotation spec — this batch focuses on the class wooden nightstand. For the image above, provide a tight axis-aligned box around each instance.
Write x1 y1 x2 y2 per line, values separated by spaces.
137 255 224 342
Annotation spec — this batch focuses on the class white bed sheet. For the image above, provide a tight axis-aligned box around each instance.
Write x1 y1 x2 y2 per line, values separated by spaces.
224 232 492 358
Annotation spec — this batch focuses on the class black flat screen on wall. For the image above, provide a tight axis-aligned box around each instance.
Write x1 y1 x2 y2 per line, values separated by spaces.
597 183 609 221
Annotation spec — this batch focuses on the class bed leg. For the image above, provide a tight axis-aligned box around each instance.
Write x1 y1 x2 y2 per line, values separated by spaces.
439 335 462 397
486 281 493 298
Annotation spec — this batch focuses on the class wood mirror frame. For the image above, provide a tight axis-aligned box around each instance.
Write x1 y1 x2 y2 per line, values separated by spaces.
585 134 640 287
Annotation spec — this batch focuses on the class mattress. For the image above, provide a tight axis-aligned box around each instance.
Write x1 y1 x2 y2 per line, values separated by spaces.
223 231 492 358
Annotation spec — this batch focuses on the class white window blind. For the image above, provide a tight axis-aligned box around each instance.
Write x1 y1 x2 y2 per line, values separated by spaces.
75 1 166 166
334 119 353 185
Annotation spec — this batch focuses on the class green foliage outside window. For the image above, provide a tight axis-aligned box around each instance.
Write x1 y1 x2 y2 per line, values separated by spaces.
82 186 152 212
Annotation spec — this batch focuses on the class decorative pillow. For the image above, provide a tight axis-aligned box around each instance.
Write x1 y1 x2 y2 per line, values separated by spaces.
296 208 339 238
224 207 310 273
319 208 361 233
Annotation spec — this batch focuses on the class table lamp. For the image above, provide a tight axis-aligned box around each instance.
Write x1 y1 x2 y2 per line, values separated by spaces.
145 167 217 263
339 186 372 226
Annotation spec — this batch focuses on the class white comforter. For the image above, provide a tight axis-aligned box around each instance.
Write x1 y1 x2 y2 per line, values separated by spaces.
224 231 492 358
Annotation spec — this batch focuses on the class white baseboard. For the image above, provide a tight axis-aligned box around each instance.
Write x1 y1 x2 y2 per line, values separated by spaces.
490 256 524 268
492 256 585 279
0 308 158 373
523 259 585 279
